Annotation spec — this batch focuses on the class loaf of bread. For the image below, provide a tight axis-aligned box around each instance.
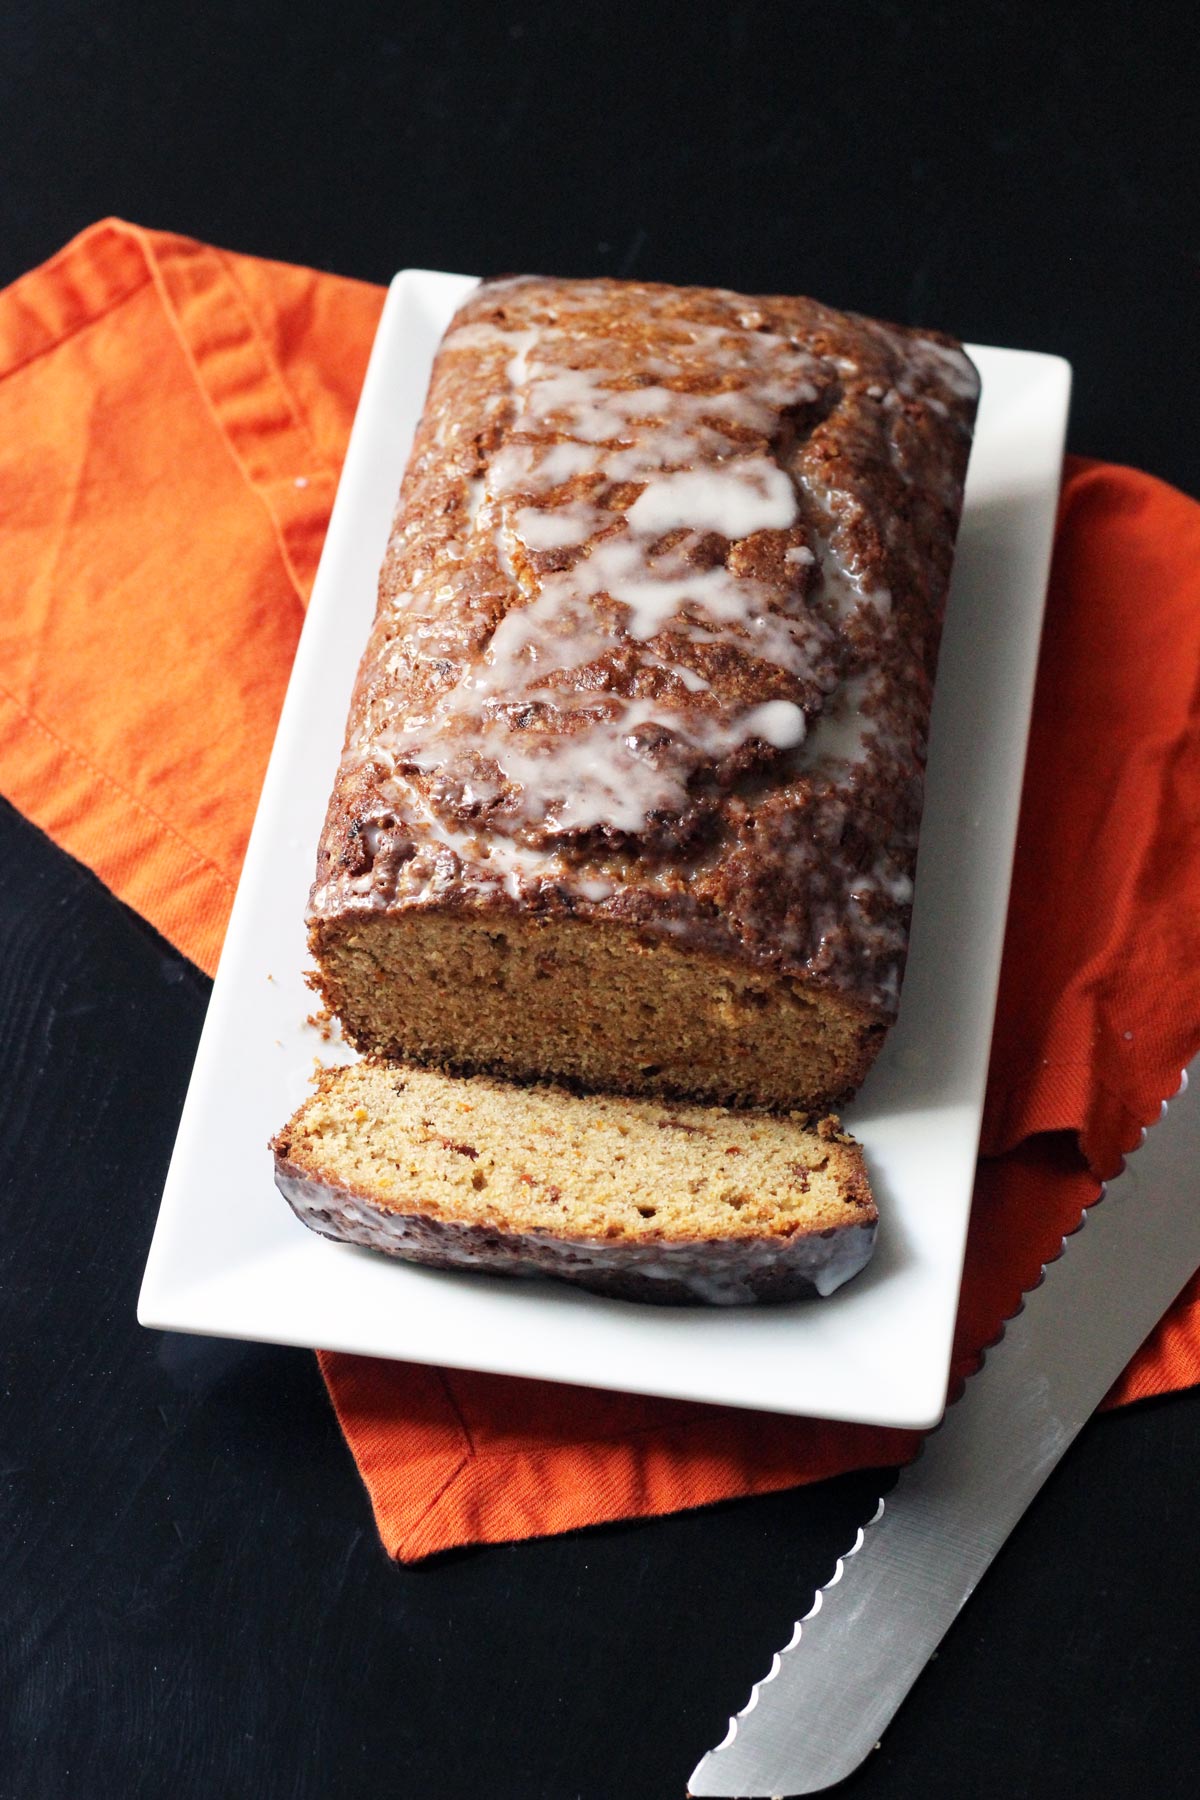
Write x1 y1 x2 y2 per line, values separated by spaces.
272 1061 877 1305
306 275 978 1112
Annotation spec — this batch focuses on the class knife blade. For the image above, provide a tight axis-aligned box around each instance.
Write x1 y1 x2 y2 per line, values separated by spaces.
689 1060 1200 1798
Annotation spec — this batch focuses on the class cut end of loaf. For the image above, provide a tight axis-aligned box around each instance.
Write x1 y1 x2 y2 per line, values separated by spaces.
271 1060 878 1305
307 914 883 1113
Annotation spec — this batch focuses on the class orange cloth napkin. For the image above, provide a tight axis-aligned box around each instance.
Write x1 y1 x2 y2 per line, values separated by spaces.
4 219 1200 1561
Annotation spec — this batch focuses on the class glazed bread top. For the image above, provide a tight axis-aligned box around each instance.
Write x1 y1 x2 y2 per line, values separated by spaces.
309 276 978 1022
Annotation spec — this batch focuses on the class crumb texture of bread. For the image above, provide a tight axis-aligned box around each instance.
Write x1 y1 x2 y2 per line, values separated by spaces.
309 914 881 1111
272 1061 878 1305
306 275 977 1110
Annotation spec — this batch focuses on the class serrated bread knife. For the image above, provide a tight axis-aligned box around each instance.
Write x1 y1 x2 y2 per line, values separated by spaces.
689 1060 1200 1798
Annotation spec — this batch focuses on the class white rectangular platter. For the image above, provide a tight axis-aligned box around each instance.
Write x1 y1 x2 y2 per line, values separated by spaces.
139 269 1070 1430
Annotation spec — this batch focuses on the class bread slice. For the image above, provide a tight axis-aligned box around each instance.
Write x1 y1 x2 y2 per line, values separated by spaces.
271 1060 877 1305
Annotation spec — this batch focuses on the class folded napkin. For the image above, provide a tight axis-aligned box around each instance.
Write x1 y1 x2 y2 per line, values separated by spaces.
5 220 1199 1561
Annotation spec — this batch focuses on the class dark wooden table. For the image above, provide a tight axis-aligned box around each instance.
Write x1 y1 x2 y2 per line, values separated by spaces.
4 5 1199 1796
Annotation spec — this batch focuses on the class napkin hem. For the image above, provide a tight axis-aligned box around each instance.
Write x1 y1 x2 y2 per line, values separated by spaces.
0 219 153 382
128 223 339 607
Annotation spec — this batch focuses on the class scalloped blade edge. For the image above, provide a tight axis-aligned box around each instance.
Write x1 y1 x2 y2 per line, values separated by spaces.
690 1064 1200 1798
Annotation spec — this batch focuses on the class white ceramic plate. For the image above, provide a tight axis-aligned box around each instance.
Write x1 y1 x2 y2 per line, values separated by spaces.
138 270 1070 1430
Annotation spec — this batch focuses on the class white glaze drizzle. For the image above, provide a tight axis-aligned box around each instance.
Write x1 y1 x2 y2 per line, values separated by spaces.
797 673 875 767
625 459 797 538
394 307 837 840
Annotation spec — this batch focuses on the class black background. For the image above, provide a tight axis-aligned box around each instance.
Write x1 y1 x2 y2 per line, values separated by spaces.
3 4 1200 1797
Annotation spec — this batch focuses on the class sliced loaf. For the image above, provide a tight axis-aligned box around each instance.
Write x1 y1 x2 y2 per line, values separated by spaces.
272 1060 877 1305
